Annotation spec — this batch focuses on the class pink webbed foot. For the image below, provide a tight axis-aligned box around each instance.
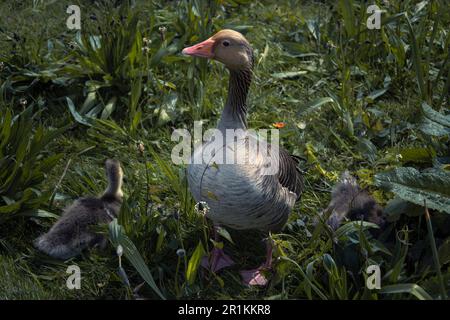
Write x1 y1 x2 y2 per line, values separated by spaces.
240 267 271 286
240 239 274 286
201 247 235 273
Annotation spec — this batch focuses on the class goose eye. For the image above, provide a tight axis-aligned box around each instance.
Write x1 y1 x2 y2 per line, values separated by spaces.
222 40 230 47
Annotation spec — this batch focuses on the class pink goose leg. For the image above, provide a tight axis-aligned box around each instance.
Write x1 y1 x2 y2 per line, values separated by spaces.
201 226 235 273
240 240 273 286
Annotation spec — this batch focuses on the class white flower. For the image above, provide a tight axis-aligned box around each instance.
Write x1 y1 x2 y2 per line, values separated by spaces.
137 141 145 154
116 244 123 257
194 201 210 216
159 26 167 41
176 249 186 257
297 121 306 130
68 41 78 49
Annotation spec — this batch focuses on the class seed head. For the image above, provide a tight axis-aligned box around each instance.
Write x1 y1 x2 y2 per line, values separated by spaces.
176 249 186 258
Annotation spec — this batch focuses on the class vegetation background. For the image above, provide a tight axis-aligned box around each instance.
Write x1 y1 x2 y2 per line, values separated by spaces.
0 0 449 299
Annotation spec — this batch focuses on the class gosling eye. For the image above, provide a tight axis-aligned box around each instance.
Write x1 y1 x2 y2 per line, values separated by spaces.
222 40 230 47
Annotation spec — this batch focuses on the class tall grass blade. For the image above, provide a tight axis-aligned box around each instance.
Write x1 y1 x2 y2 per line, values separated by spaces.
380 284 433 300
108 219 166 300
424 202 447 299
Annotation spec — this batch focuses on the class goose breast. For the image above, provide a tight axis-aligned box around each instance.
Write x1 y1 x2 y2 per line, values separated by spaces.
187 132 298 231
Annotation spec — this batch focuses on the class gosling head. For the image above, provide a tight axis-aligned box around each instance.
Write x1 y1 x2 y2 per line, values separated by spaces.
182 29 254 71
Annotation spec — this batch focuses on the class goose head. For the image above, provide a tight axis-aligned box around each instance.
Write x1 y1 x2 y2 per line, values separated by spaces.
182 29 253 71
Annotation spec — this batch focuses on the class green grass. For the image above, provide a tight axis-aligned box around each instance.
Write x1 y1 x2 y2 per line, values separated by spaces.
0 0 449 300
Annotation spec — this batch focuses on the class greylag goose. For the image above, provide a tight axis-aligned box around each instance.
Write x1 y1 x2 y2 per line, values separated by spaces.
182 30 303 286
34 159 123 259
325 171 385 230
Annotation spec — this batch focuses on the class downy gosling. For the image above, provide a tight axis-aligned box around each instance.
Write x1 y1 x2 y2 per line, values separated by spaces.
34 159 123 259
325 171 386 231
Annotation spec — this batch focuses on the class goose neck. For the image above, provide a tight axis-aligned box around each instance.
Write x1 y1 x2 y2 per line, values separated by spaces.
218 67 252 131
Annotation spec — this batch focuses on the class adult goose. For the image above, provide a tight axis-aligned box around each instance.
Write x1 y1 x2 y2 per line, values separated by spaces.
183 30 303 285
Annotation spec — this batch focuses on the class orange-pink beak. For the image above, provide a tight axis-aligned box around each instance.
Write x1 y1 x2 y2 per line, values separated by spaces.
182 38 215 58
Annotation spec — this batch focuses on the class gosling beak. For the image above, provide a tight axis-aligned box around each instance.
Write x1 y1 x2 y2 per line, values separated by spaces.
182 38 215 58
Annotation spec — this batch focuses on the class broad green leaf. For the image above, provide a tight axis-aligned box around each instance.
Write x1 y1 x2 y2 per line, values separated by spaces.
419 102 450 137
335 221 379 240
356 137 378 163
298 97 336 117
21 209 59 219
384 197 424 221
100 96 117 120
281 42 316 58
272 71 307 79
0 201 21 214
400 147 436 164
322 254 338 275
375 167 450 214
66 97 92 126
80 91 97 115
366 88 389 103
216 226 234 244
186 241 206 285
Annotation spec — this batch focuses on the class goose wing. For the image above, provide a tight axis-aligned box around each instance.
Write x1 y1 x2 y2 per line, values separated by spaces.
277 148 304 201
